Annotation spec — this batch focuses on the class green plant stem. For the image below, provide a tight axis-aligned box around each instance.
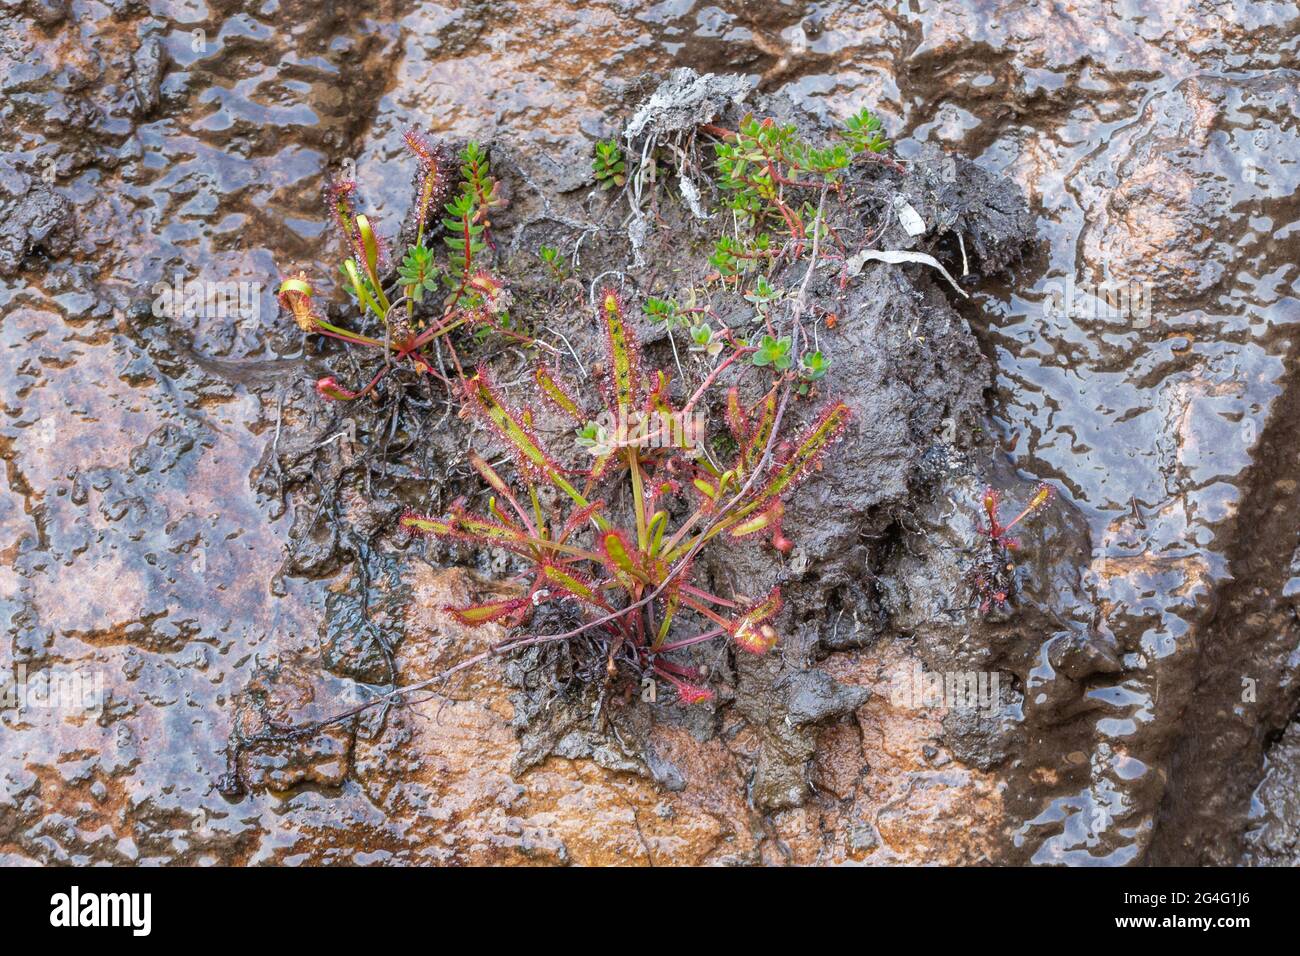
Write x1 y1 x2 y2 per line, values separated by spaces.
626 447 648 550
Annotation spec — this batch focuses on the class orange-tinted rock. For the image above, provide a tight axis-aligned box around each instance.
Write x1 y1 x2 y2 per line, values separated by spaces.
345 566 759 865
775 642 1005 865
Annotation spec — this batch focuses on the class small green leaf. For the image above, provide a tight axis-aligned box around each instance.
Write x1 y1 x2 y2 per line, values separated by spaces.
752 335 792 370
593 138 626 188
799 350 830 381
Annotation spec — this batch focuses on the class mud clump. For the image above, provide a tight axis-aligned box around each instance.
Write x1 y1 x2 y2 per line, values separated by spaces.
0 177 75 277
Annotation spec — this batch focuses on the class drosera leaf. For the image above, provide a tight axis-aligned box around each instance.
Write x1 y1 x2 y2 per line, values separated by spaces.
535 365 585 424
467 449 513 500
469 371 572 488
672 681 714 705
739 388 779 476
652 664 715 705
985 481 1056 544
727 586 782 654
447 596 531 627
315 376 359 402
689 467 735 513
467 370 612 530
328 176 364 265
468 450 538 535
674 400 850 558
398 512 456 536
653 588 681 648
448 506 533 551
354 214 390 310
730 499 792 553
647 509 668 557
278 273 323 333
599 288 641 415
600 528 648 586
403 127 451 245
740 400 851 517
342 259 386 320
488 496 527 536
725 386 748 443
728 499 782 539
538 563 610 608
402 504 537 559
555 498 607 543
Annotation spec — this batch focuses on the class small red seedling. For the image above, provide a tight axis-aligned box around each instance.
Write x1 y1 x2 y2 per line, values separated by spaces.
972 482 1055 613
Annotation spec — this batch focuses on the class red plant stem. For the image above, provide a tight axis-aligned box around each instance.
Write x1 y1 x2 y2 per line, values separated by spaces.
350 362 396 401
627 448 649 549
651 665 692 697
469 167 497 251
461 210 473 283
493 323 556 354
698 123 735 139
315 327 383 348
644 593 657 645
343 340 451 400
679 594 731 630
683 346 754 413
678 583 738 608
654 627 725 653
494 484 540 540
653 659 702 680
658 507 706 560
870 152 907 174
633 586 646 646
409 311 469 351
743 167 803 243
1002 504 1040 535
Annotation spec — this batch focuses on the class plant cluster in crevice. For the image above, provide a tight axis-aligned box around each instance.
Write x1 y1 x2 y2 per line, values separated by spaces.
278 130 523 405
269 99 1048 715
401 290 850 704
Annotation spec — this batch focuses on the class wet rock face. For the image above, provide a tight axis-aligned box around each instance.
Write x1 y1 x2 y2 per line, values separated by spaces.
4 0 1297 867
224 661 361 795
1244 719 1300 866
223 567 1004 864
211 69 1037 851
24 0 71 27
129 36 164 117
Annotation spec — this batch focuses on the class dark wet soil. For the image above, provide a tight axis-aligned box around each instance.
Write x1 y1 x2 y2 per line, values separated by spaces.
2 0 1299 866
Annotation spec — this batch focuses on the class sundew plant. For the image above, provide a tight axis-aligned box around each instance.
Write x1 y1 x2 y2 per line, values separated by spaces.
401 291 850 704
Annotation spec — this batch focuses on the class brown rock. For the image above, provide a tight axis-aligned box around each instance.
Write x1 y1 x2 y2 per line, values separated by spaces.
347 565 759 865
